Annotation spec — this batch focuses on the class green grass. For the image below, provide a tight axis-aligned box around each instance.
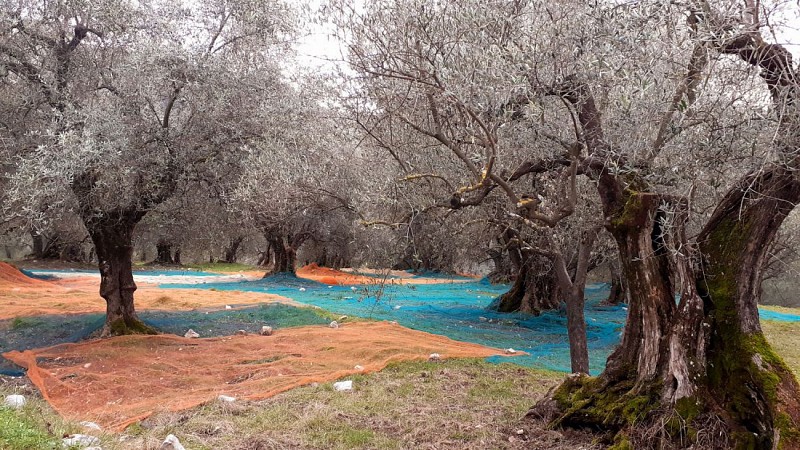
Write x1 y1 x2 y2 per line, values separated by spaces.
0 406 61 449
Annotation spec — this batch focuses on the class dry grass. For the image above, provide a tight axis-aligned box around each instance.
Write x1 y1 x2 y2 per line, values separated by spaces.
763 320 800 378
2 359 600 450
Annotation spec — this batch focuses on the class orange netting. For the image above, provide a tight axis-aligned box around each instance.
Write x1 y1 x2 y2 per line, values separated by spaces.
296 263 474 285
4 321 510 430
0 262 294 319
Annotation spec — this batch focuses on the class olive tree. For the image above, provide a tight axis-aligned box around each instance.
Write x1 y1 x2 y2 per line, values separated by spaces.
2 0 294 335
333 0 800 446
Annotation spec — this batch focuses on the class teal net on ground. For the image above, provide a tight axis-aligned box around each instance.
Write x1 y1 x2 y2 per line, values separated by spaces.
163 276 627 375
4 270 800 377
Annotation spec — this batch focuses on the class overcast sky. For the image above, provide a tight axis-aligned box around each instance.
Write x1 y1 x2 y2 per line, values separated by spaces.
293 2 800 74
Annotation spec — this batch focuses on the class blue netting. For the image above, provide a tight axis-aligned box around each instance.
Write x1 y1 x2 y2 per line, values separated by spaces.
0 303 333 376
161 276 625 374
162 276 800 375
5 269 800 377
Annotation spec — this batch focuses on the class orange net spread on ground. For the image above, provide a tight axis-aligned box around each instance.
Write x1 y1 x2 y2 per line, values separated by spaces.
0 262 293 319
296 263 474 286
4 321 510 430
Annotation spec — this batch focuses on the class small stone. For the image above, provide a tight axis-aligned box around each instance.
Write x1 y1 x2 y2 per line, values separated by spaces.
354 365 364 371
235 330 247 336
4 394 25 408
393 305 401 310
184 329 200 338
329 321 339 329
260 326 274 336
505 348 517 354
338 315 348 321
350 286 357 291
299 287 306 292
225 305 232 310
333 380 353 391
80 421 102 431
62 434 101 447
159 434 186 450
429 353 441 361
516 429 525 435
218 395 236 403
83 363 92 369
390 321 398 325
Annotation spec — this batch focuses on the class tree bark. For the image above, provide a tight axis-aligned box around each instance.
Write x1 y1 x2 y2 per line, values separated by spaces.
264 235 297 275
603 260 625 305
30 229 44 259
155 239 175 264
223 236 244 264
532 45 800 445
489 257 561 314
84 209 156 336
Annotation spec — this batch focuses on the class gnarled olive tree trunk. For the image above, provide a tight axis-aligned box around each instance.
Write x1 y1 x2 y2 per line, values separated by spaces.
534 36 800 447
84 209 156 337
490 256 560 314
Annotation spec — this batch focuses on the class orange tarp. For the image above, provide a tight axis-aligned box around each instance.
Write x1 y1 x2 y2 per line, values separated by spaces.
296 263 475 286
0 262 295 319
4 322 510 431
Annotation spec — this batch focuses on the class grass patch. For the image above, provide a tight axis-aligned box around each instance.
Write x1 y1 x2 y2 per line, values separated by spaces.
10 317 42 330
112 358 570 449
763 320 800 379
0 405 61 449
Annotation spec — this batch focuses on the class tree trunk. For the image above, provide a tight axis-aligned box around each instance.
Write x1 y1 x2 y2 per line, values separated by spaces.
542 175 800 448
30 229 44 259
155 239 174 264
264 236 296 275
489 255 561 315
223 236 244 264
603 260 625 305
531 40 800 445
564 285 589 374
173 246 181 265
85 209 156 336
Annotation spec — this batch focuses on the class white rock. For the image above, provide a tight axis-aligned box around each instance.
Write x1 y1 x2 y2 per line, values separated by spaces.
505 348 517 354
184 329 200 338
329 321 339 329
338 315 348 321
354 365 364 371
429 353 441 361
4 394 25 408
80 421 102 431
225 305 232 310
62 434 101 447
218 395 236 403
260 325 274 336
393 305 401 310
299 287 306 292
160 434 186 450
350 286 357 291
333 380 353 391
84 447 103 450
